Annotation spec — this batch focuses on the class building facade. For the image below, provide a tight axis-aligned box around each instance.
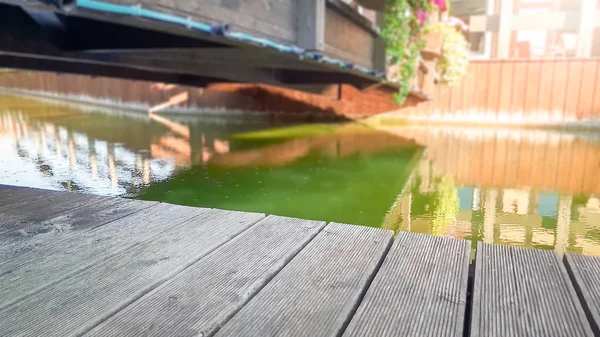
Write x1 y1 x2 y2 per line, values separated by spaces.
453 0 600 58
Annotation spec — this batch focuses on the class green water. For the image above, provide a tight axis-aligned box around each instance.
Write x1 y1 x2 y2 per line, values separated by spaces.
141 146 419 226
3 94 600 256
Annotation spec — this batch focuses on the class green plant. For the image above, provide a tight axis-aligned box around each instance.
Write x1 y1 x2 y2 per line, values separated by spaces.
382 0 436 105
433 23 469 85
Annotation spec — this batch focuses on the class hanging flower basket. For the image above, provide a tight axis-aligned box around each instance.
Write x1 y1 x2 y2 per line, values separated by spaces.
421 30 443 60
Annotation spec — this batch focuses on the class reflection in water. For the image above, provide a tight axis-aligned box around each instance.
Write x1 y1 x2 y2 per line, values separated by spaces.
382 126 600 256
0 95 259 195
141 124 422 227
2 94 600 256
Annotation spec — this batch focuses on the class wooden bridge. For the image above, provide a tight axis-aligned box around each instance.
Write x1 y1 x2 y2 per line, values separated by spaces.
0 0 394 96
3 184 600 336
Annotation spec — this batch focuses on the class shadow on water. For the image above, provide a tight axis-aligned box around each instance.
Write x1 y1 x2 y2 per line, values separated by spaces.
2 93 600 256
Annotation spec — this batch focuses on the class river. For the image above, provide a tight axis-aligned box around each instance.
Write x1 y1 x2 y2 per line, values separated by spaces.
2 93 600 256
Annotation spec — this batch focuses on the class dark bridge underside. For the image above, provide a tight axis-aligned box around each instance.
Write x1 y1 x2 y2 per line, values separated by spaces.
0 0 395 94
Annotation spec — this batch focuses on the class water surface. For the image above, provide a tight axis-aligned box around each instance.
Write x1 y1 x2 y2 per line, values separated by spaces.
2 94 600 256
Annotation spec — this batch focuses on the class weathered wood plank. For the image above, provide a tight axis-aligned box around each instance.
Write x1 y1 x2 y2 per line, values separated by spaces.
471 243 593 336
215 223 392 337
85 215 325 337
343 232 470 337
0 209 265 337
0 185 39 205
0 203 212 309
0 197 157 259
0 190 109 234
0 185 61 210
564 253 600 334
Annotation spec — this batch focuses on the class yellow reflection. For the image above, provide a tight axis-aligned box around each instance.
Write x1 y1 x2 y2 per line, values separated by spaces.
107 145 117 192
388 126 600 256
142 158 150 185
68 134 77 169
483 189 497 244
89 154 98 178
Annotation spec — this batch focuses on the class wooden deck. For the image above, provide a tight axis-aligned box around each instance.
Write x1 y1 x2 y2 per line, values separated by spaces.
1 185 600 337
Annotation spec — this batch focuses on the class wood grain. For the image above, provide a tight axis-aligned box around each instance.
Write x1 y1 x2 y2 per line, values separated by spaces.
471 243 593 337
216 223 392 337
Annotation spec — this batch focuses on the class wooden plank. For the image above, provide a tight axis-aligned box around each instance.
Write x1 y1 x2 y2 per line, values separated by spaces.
593 60 600 120
85 215 325 337
538 60 556 118
0 203 212 309
0 197 156 259
551 60 569 118
215 223 392 337
510 62 528 116
474 62 490 112
462 63 476 112
342 233 470 337
0 209 265 337
577 60 598 120
487 62 502 119
0 186 61 210
0 185 42 205
0 191 109 235
438 84 452 117
297 0 325 51
564 61 583 120
498 61 513 118
449 79 463 113
523 61 542 119
471 243 593 337
565 253 600 334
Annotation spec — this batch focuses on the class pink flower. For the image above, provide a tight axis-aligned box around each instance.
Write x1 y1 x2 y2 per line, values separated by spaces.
416 10 427 24
432 0 445 9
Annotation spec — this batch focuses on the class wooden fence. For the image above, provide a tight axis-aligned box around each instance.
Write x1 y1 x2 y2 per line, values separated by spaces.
393 59 600 125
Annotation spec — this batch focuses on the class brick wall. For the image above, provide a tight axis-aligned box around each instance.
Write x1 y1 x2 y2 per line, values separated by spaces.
0 71 418 119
